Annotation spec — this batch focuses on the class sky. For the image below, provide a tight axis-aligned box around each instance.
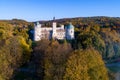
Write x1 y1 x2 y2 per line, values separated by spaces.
0 0 120 21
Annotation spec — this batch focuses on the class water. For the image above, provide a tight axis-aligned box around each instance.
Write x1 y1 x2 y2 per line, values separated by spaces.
106 62 120 80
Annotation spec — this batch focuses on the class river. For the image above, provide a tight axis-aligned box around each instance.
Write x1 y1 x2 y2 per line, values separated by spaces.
106 62 120 80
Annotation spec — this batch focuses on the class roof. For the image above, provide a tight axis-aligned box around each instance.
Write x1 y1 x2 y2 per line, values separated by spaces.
56 29 65 32
66 23 74 29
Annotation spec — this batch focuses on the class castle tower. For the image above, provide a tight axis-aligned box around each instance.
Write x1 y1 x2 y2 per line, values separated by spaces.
66 23 74 40
34 22 42 41
52 22 57 39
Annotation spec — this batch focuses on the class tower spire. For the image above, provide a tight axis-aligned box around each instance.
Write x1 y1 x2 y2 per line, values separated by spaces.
53 17 55 21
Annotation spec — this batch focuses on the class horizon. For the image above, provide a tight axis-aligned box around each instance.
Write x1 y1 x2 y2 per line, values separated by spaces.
0 0 120 21
1 16 120 22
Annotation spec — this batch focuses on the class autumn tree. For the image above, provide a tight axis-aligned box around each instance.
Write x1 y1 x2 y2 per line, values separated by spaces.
76 26 105 56
64 48 109 80
0 21 32 80
33 39 73 80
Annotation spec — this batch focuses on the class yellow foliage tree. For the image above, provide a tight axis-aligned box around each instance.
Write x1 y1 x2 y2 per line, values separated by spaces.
64 48 109 80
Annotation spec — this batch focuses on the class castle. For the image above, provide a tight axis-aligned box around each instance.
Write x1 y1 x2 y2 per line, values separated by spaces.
34 21 74 41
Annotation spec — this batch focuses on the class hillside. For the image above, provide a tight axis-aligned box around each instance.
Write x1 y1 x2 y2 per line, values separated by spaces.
1 17 120 59
0 16 120 80
0 19 33 28
39 16 120 29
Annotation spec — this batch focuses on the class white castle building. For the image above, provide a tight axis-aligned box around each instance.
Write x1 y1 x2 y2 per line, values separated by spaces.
34 21 74 41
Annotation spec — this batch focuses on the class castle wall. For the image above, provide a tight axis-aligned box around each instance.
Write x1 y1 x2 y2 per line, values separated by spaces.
34 22 74 41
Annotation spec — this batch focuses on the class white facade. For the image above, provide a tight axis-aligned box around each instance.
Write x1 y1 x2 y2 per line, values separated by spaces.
34 22 74 41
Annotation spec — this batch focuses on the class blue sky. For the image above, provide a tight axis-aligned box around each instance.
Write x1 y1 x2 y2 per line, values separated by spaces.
0 0 120 21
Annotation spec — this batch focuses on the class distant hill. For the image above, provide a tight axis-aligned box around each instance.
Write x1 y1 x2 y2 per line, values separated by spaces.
1 16 120 29
0 19 33 28
36 16 120 30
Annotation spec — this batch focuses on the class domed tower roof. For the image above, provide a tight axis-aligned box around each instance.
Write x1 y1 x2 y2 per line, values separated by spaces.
66 23 74 29
37 21 40 25
34 21 39 26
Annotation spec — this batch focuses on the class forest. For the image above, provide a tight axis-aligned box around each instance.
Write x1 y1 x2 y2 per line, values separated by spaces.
0 17 120 80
